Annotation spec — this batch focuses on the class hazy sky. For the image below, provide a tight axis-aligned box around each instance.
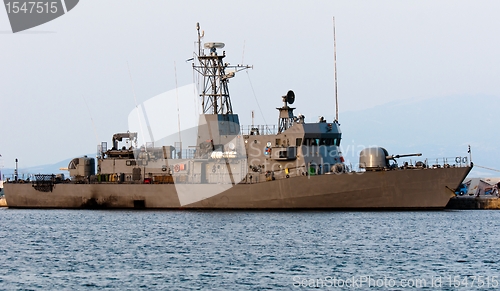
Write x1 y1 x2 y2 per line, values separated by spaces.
1 0 500 168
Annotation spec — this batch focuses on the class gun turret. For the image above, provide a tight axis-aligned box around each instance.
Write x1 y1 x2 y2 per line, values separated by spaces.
360 148 423 171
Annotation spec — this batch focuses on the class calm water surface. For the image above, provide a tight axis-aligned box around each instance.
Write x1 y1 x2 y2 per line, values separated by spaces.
0 209 499 290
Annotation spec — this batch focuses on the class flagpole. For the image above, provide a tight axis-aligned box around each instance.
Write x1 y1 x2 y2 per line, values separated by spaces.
468 145 472 166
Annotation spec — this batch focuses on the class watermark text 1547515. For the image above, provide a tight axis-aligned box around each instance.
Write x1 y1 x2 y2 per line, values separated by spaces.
5 1 58 13
3 0 79 33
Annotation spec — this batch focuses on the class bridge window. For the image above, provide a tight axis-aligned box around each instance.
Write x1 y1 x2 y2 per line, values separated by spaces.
302 138 341 146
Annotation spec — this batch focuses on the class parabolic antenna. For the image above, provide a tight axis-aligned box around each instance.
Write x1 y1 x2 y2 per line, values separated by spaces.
204 42 225 49
286 90 295 104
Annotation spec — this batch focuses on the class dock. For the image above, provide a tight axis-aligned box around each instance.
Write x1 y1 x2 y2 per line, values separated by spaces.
446 196 500 209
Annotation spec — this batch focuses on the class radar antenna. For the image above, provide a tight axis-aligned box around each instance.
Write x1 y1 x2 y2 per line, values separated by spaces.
192 23 252 115
277 90 296 133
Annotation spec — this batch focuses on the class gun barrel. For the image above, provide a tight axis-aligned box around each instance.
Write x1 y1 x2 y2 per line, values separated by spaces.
386 153 422 159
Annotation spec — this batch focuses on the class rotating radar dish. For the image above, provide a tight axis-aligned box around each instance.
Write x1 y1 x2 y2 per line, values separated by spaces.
286 90 295 104
204 42 225 49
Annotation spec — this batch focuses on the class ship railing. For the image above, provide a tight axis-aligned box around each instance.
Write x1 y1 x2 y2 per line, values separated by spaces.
351 155 471 172
139 143 197 160
423 156 472 168
3 172 67 184
176 149 196 159
240 125 278 135
394 156 471 169
3 173 36 182
97 142 197 160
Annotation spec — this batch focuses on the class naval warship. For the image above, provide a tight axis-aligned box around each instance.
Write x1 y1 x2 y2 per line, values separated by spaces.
4 24 472 209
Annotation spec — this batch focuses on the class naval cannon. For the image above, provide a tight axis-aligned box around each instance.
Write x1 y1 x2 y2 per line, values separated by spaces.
359 147 422 171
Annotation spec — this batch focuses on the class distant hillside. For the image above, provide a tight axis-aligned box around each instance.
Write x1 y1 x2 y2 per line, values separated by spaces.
331 94 500 178
1 157 81 180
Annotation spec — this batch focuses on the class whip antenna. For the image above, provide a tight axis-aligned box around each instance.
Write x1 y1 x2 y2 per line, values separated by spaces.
174 61 182 149
128 61 150 149
82 95 99 145
333 16 339 122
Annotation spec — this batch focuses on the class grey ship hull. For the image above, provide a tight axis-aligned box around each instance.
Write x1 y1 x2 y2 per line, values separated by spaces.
5 166 470 209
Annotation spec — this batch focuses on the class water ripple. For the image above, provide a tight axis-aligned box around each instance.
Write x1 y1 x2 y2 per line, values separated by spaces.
1 210 500 289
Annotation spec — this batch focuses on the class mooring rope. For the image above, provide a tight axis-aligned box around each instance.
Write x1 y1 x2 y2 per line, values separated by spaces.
474 165 500 172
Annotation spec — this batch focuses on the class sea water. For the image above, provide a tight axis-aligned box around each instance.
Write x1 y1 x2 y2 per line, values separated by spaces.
0 209 499 290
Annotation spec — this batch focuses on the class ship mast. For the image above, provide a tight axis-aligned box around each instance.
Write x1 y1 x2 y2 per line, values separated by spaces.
192 23 252 115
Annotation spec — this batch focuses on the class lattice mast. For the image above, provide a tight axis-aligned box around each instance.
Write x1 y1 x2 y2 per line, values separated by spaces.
192 23 251 115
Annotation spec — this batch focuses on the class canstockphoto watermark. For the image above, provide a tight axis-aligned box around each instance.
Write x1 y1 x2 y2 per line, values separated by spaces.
3 0 79 33
292 275 500 289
